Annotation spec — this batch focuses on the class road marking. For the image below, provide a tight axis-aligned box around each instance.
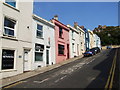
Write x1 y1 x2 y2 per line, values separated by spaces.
33 78 49 84
4 81 23 89
55 75 67 83
105 49 117 90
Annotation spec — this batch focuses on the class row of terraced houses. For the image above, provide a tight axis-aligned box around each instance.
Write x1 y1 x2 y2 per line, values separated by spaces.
0 0 101 79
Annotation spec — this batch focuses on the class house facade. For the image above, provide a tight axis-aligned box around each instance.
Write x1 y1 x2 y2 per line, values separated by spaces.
0 0 33 79
83 28 90 51
77 26 85 55
32 14 56 70
67 25 80 58
94 34 101 49
88 29 94 49
51 16 70 64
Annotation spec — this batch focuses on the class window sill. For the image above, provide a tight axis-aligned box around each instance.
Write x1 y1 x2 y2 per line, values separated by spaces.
35 61 43 62
0 69 17 73
3 3 20 12
72 38 75 41
58 54 66 56
2 35 18 41
36 37 44 40
59 37 64 39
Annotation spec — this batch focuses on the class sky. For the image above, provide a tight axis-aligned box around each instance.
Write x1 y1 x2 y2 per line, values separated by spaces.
33 2 118 30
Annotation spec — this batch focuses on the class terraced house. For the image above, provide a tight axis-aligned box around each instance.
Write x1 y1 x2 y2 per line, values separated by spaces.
32 14 56 70
51 15 70 64
0 0 33 79
67 25 80 58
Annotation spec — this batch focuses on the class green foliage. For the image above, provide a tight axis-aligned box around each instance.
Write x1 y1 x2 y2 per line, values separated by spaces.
94 26 120 46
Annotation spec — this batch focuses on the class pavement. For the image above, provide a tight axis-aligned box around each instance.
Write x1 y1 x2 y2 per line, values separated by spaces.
0 55 83 88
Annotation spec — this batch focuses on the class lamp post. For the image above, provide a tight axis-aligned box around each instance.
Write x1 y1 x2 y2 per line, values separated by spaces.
108 33 112 47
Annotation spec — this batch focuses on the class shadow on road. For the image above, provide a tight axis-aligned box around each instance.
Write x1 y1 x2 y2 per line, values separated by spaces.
85 48 119 89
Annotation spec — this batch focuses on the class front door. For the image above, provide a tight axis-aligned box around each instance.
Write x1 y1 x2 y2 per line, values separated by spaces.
23 49 30 71
46 50 49 65
67 44 69 59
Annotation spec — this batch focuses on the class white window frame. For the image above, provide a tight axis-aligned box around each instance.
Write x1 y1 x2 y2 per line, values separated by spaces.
36 24 43 39
35 44 44 62
3 17 16 37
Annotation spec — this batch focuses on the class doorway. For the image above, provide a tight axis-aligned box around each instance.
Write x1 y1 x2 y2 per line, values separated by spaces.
46 49 49 65
23 49 30 72
67 44 69 59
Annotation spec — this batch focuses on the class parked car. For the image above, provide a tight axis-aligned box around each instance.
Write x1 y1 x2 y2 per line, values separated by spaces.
92 47 101 53
83 50 93 57
83 47 101 57
106 46 112 49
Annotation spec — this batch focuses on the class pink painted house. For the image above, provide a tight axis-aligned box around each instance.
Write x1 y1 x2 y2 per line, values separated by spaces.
51 15 70 64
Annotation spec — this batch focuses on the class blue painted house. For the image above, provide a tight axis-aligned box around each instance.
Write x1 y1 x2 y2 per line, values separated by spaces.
83 28 90 51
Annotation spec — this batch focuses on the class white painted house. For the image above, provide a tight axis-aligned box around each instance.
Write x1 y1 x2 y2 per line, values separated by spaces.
32 14 56 70
0 0 33 79
67 25 80 58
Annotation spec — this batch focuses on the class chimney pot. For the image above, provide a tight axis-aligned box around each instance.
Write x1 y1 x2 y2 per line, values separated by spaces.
54 15 58 20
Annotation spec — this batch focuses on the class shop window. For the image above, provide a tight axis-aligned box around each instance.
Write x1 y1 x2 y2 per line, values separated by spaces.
2 49 14 70
35 44 44 61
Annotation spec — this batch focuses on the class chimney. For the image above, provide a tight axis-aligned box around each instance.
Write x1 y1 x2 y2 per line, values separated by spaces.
74 22 78 29
79 26 84 29
54 15 58 20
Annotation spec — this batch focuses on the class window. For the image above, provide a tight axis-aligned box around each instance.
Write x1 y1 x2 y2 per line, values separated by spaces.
35 44 44 61
5 0 16 7
37 24 43 38
72 31 74 39
2 49 15 70
59 27 63 38
4 17 16 36
58 44 64 55
72 43 75 52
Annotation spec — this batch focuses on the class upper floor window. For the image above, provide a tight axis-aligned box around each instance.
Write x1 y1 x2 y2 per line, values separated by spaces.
37 24 43 38
5 0 16 7
59 27 63 38
4 17 16 36
72 43 75 53
72 31 74 39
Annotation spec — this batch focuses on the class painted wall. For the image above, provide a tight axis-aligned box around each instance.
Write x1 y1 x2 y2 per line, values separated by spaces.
68 25 80 58
32 16 55 70
52 19 70 64
0 0 33 79
77 27 85 54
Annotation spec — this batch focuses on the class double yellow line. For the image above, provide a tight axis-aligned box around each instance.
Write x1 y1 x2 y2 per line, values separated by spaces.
105 49 117 90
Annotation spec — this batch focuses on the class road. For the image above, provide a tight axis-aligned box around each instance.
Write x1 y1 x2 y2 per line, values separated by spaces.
4 48 119 89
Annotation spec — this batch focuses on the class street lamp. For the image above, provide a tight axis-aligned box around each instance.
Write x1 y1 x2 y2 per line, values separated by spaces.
108 33 112 47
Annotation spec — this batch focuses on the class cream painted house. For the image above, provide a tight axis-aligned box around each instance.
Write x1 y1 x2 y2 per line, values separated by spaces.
32 14 56 70
0 0 33 79
77 26 85 54
67 25 80 58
